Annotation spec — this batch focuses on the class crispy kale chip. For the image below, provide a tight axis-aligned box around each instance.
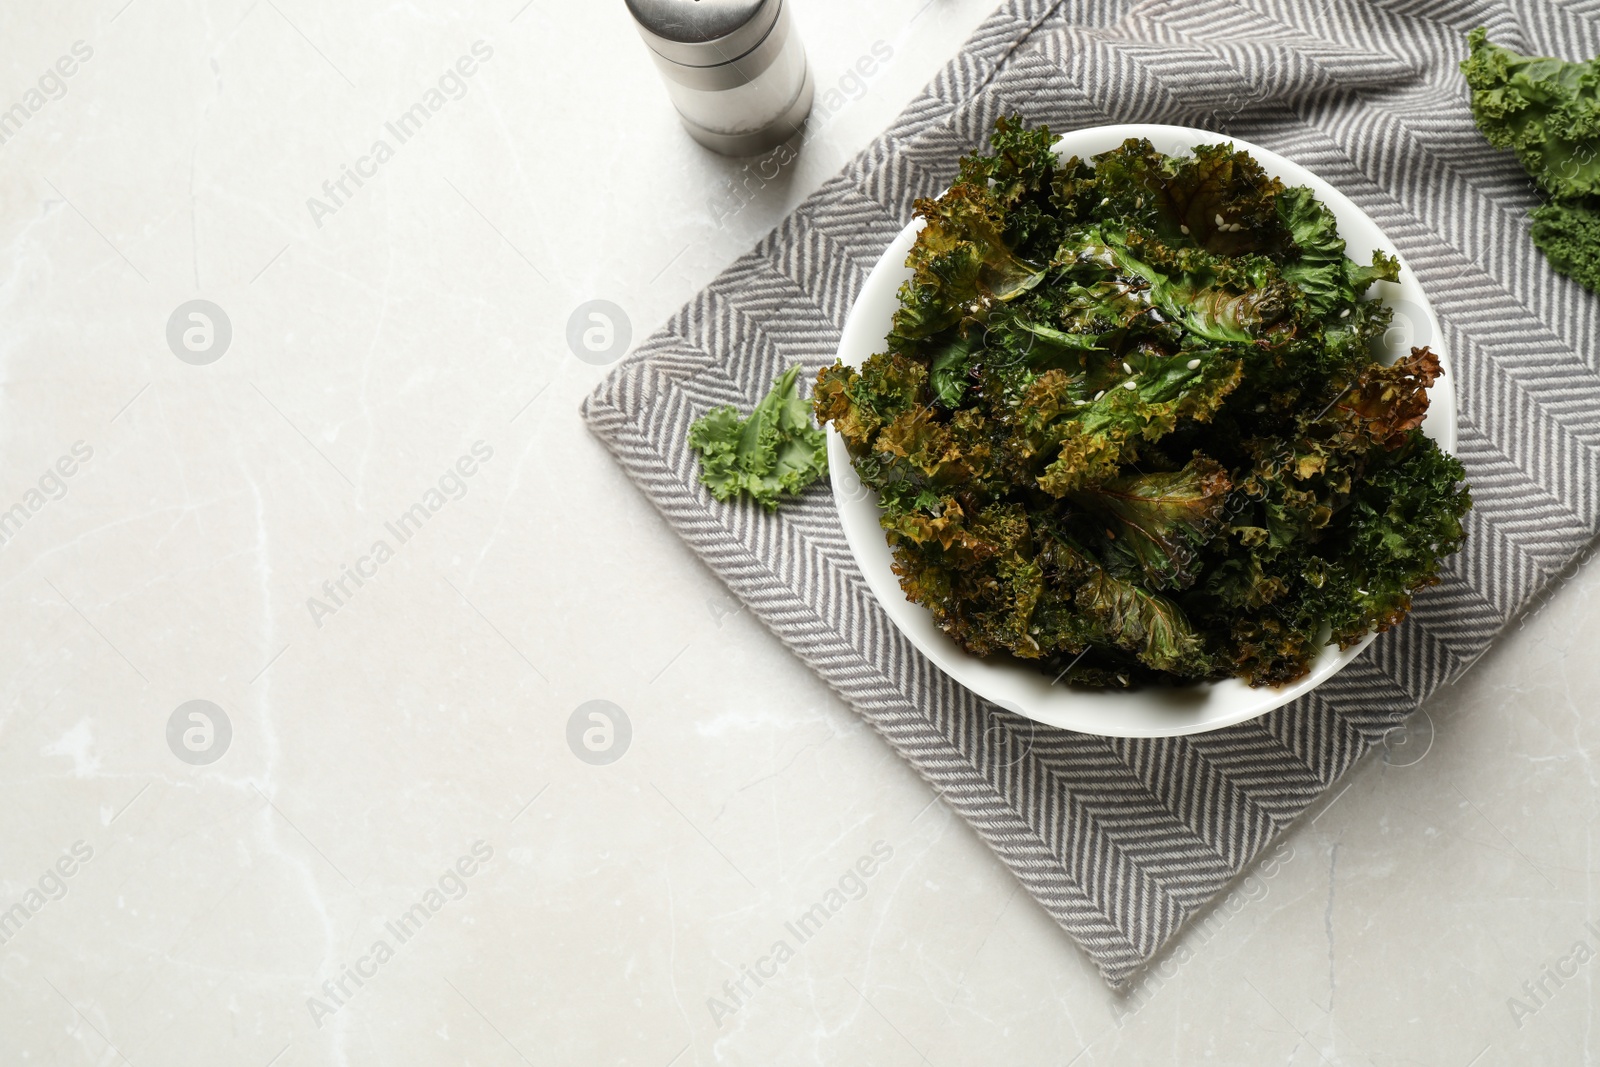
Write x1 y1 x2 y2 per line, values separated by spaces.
690 365 827 512
814 117 1472 688
1462 29 1600 292
890 183 1048 348
1072 456 1232 591
1206 348 1470 684
1276 186 1400 317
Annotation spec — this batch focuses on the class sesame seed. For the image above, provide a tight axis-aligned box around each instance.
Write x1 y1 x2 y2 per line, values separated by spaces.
1214 213 1225 227
1339 308 1351 318
1123 380 1137 390
1186 358 1201 370
1093 390 1105 401
1100 197 1110 206
1122 361 1133 374
1180 224 1190 234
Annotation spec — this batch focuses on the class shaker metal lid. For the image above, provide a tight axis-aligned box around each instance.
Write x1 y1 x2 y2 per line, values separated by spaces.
624 0 782 67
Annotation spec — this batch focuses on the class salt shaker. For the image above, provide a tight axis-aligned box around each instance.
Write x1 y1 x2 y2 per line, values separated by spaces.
624 0 814 157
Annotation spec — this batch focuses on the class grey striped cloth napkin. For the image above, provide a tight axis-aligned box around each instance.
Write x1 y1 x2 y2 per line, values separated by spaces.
583 0 1600 986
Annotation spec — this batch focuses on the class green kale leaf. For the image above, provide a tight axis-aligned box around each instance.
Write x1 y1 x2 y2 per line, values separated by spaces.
1462 29 1600 292
1530 198 1600 291
690 365 827 511
1462 28 1600 200
889 183 1047 348
1072 455 1232 590
1276 185 1400 317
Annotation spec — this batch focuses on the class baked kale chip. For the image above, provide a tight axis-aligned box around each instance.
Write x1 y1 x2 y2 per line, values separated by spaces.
815 118 1471 688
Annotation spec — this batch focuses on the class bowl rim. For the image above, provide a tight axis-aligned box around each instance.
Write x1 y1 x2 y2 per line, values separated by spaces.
825 122 1455 738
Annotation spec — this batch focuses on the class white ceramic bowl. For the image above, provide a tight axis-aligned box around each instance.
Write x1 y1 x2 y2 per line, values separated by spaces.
826 124 1455 738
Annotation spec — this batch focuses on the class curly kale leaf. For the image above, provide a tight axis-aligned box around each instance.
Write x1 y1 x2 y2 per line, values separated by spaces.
1315 437 1470 647
690 365 826 511
1064 138 1291 256
1075 564 1212 677
957 115 1064 256
1462 29 1600 293
1083 227 1300 343
1200 346 1466 684
883 500 1052 659
1229 347 1445 550
1462 28 1600 200
813 352 926 451
890 183 1048 347
1276 185 1400 317
1029 352 1243 495
884 502 1213 677
927 330 982 408
1328 345 1443 451
1072 455 1232 590
1530 198 1600 290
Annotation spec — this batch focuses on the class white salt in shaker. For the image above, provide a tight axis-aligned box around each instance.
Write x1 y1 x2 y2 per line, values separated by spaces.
624 0 814 156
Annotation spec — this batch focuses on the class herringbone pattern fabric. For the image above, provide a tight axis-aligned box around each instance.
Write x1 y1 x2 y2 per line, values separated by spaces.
582 0 1600 985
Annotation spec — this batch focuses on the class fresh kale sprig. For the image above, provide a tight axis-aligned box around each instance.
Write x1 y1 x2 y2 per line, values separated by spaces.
689 365 827 512
1462 28 1600 291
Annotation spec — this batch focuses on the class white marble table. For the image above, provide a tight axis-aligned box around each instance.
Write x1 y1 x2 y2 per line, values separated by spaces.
2 1 1597 1064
